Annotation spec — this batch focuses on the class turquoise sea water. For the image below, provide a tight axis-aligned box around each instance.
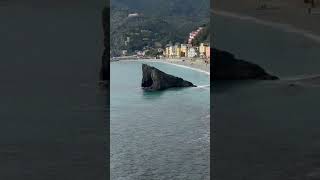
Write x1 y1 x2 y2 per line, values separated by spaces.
111 61 210 180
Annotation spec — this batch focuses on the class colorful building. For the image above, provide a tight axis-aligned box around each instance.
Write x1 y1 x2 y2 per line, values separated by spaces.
188 27 204 44
164 41 209 59
169 46 174 58
205 46 210 59
165 46 170 58
175 44 181 58
199 43 206 58
180 44 188 57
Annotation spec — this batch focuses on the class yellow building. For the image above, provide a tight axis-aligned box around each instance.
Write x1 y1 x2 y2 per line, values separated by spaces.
199 43 207 58
165 47 170 58
205 46 210 59
169 46 174 58
175 45 181 58
180 44 188 57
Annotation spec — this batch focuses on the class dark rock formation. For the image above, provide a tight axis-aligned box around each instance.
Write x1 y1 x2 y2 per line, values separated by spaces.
100 7 110 82
212 48 279 80
141 64 196 91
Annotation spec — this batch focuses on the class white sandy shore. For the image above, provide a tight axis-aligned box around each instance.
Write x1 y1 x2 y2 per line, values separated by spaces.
114 59 210 76
214 10 320 43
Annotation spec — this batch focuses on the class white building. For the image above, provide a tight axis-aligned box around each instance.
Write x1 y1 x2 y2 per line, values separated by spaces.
137 51 145 56
122 50 128 56
188 47 197 58
128 13 139 17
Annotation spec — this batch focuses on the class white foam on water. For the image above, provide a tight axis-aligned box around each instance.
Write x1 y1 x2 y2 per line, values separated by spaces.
195 85 210 88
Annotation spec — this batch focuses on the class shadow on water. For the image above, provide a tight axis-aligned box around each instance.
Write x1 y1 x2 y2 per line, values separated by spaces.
140 88 174 100
142 90 164 98
141 87 199 100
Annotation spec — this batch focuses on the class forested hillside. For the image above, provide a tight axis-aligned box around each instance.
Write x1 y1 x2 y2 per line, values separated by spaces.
110 0 210 56
111 0 209 17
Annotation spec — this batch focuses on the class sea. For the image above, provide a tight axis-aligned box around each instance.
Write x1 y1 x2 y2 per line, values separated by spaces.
213 14 320 180
110 61 210 180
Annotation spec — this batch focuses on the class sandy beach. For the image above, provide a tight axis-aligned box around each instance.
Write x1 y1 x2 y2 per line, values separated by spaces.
163 58 210 74
214 0 320 37
113 58 210 75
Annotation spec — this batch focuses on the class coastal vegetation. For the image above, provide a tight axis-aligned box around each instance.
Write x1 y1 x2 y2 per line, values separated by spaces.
110 0 209 57
111 0 210 17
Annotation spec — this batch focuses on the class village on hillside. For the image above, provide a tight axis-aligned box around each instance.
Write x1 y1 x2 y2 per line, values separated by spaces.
163 27 210 62
118 13 210 63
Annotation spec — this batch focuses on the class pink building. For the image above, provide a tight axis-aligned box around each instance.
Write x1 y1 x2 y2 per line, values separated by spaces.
187 27 204 44
205 47 210 59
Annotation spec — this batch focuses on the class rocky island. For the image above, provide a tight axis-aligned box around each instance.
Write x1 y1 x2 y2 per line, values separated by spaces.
141 64 196 91
212 48 279 80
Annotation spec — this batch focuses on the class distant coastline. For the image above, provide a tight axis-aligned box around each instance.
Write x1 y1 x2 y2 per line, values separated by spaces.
112 58 210 75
